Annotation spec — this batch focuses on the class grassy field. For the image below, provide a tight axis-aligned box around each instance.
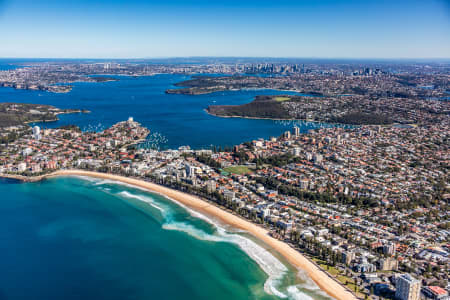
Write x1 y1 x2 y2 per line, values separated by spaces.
312 258 366 298
223 166 252 175
274 96 291 102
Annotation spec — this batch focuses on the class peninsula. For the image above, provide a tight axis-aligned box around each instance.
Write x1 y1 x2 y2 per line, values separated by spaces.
0 64 119 93
0 102 89 128
165 66 449 125
165 71 449 100
206 94 448 125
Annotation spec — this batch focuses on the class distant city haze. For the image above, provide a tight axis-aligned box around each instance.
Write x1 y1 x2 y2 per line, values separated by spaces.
0 0 449 59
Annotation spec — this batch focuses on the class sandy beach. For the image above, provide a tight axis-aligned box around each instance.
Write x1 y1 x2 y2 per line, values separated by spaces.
40 170 357 300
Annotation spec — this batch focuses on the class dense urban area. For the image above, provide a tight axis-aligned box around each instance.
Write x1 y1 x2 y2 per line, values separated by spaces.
0 60 449 300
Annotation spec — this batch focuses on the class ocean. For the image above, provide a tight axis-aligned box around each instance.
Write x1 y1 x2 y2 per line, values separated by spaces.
0 177 331 300
0 60 338 299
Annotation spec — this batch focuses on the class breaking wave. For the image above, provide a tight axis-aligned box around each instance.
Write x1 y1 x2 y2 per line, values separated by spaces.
80 177 321 300
286 286 314 300
162 219 289 298
295 270 334 298
114 189 290 298
118 191 166 213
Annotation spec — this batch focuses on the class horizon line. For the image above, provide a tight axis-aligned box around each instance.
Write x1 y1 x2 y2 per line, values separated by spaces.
1 56 450 61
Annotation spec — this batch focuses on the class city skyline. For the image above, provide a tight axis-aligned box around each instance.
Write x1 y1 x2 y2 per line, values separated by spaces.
0 0 449 59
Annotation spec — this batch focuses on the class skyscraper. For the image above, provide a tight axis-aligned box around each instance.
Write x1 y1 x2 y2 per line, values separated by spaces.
395 274 421 300
283 131 291 139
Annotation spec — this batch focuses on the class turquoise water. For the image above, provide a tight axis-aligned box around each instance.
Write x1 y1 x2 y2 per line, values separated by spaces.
0 62 341 149
0 60 336 299
0 177 330 300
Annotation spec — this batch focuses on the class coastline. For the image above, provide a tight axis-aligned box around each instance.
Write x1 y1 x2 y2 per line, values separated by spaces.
204 109 408 127
205 109 347 126
23 110 90 125
205 109 305 121
166 86 316 96
13 169 358 300
0 173 50 182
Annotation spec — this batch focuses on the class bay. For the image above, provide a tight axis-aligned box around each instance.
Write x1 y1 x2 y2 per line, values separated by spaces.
0 177 330 300
0 65 340 149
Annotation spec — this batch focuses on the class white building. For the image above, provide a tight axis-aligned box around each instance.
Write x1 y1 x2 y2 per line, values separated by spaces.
313 153 323 164
17 162 27 172
22 148 32 156
300 179 309 190
253 140 263 148
185 164 196 178
292 147 301 157
32 126 41 140
224 190 235 202
206 180 216 193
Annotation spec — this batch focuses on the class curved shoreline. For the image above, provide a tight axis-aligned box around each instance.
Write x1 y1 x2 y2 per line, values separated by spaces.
205 109 312 121
205 109 354 127
24 110 89 125
166 86 315 96
15 169 357 300
205 109 411 127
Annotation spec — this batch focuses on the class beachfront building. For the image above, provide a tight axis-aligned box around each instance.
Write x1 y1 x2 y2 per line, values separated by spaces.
422 286 449 300
354 256 376 273
341 250 355 266
395 274 421 300
206 180 216 193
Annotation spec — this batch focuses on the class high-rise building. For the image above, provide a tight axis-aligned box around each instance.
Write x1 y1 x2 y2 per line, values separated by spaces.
32 126 41 140
378 257 398 271
383 242 396 256
206 180 216 193
292 126 300 137
185 164 196 178
341 250 355 266
395 274 421 300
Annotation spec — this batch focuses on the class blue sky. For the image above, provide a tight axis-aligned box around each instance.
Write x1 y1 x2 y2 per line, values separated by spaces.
0 0 449 58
